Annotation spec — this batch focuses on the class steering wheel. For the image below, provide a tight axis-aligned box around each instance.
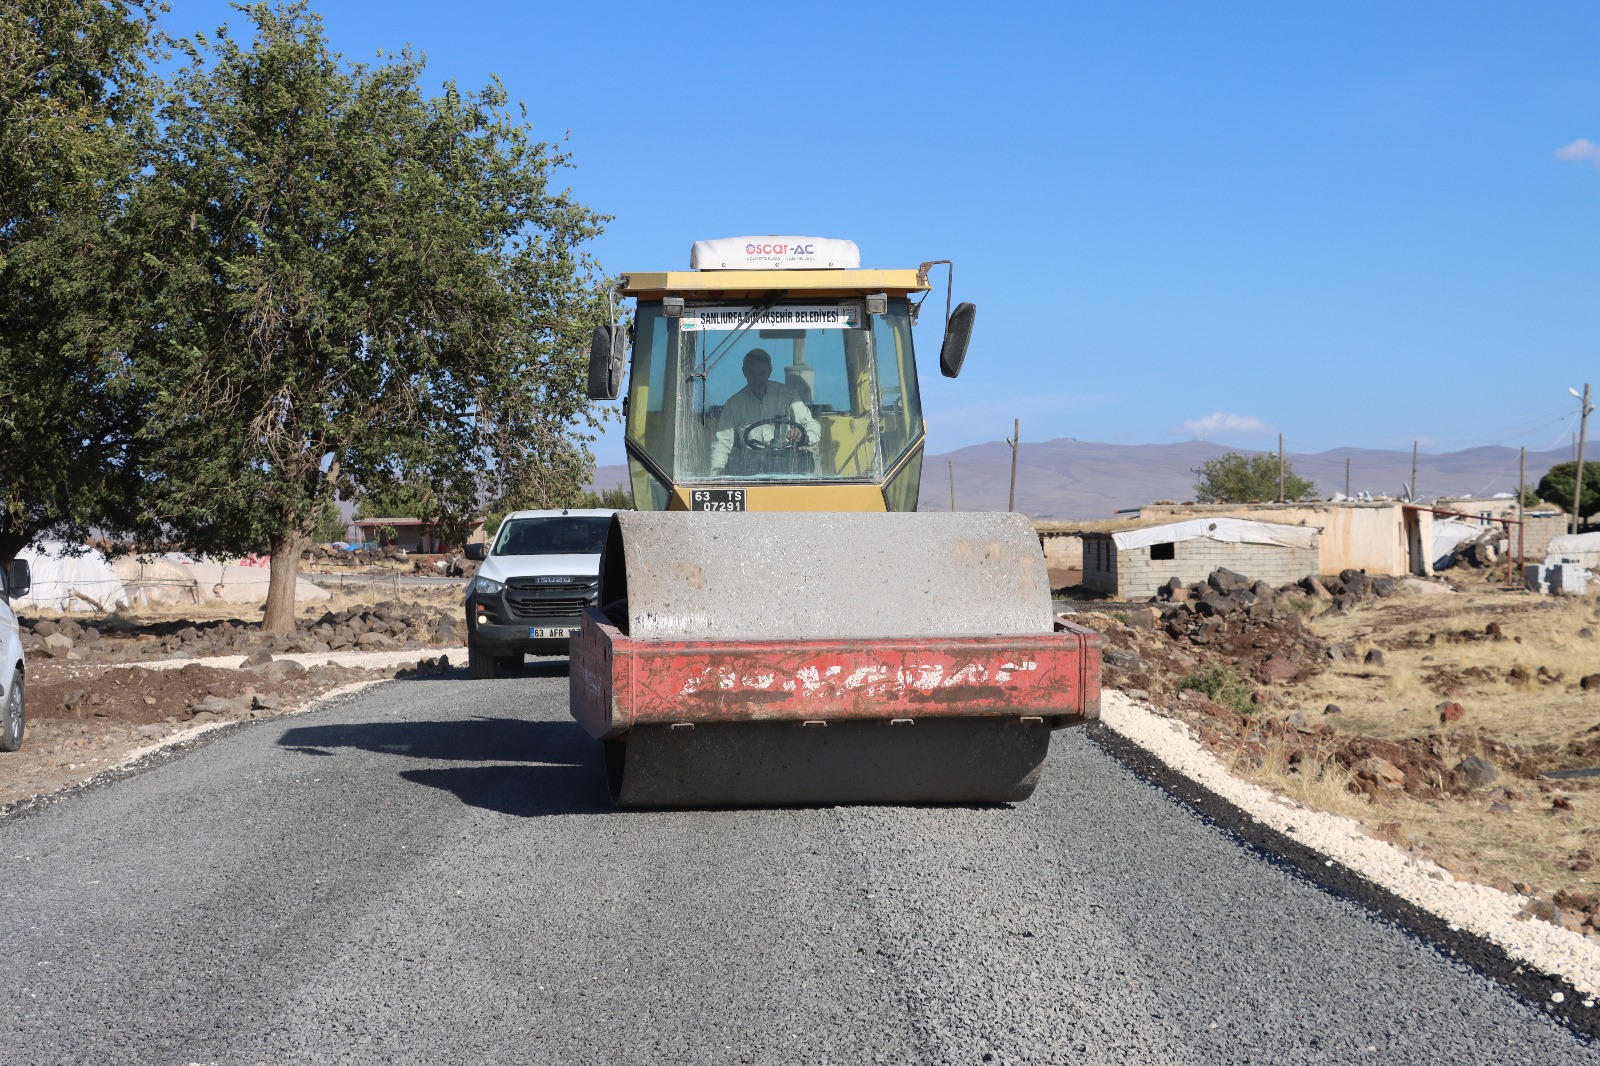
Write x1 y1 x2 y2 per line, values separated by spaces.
739 415 810 451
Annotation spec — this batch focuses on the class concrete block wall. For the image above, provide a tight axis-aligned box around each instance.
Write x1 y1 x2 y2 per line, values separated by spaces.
1522 513 1569 559
1099 539 1319 600
1082 536 1118 595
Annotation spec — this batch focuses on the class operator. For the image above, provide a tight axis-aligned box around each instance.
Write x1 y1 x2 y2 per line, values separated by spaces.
709 348 822 477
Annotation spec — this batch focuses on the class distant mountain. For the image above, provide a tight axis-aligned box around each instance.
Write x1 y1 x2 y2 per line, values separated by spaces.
589 440 1572 520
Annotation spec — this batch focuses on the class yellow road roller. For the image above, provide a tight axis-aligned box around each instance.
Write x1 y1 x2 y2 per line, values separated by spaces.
570 237 1100 806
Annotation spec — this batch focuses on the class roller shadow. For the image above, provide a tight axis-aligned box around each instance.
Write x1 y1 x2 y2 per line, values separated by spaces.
277 716 610 816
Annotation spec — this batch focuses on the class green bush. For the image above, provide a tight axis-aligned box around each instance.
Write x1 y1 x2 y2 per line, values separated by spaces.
1176 664 1256 715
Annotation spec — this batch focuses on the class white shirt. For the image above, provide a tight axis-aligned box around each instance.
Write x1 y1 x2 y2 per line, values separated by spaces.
710 381 822 474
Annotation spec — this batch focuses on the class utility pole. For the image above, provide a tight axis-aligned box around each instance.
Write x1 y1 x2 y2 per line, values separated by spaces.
1518 446 1526 577
948 460 956 512
1345 456 1351 498
1278 433 1285 502
1007 419 1021 513
1411 441 1419 503
1572 384 1593 535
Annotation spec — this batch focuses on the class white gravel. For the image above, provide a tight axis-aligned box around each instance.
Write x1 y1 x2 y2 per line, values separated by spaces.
136 645 467 672
1099 688 1600 999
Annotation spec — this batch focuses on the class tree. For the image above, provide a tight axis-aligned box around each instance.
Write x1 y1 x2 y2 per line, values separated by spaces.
354 483 432 521
1536 461 1600 520
1193 451 1316 504
311 498 347 543
134 2 609 631
0 0 161 564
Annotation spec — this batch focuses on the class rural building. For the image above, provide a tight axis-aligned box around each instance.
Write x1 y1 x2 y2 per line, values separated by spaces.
1082 518 1319 600
1136 501 1433 577
1434 497 1569 560
349 518 448 554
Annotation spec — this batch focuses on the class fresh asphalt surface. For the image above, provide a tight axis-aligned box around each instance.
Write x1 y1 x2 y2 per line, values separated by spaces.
1 668 1594 1065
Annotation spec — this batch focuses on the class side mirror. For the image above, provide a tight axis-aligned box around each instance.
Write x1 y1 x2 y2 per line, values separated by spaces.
463 543 486 562
587 323 627 401
8 559 30 600
939 302 977 378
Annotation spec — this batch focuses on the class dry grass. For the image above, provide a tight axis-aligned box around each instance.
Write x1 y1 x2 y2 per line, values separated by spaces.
1233 733 1368 819
1294 589 1600 750
1222 583 1600 904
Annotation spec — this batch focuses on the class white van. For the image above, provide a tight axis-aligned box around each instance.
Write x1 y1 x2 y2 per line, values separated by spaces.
1 559 32 751
462 509 616 679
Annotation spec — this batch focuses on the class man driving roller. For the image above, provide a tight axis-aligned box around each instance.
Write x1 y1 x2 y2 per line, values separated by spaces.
709 348 822 477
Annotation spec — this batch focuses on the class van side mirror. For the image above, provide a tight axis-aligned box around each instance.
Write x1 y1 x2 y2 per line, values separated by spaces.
939 302 977 378
8 559 30 599
587 323 627 401
463 543 486 562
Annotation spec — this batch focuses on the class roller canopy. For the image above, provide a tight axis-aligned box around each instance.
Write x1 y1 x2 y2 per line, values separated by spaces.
600 511 1054 642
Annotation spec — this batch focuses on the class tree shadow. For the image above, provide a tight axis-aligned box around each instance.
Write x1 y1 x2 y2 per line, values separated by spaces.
279 716 587 763
389 658 571 682
277 716 610 816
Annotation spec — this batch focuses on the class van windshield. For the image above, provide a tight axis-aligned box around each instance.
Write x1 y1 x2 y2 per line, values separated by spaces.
492 517 611 556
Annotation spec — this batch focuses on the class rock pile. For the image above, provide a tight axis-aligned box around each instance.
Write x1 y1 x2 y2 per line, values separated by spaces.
19 600 461 663
1267 569 1401 616
303 543 410 565
1149 568 1328 682
1437 528 1506 571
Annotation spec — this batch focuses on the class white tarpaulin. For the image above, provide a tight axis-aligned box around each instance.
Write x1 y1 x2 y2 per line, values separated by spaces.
1112 518 1318 552
175 560 330 603
17 543 129 612
113 557 202 606
1546 532 1600 569
1431 518 1489 567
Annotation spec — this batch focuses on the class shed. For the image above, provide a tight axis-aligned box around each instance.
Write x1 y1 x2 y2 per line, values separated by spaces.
1082 518 1320 600
349 517 447 553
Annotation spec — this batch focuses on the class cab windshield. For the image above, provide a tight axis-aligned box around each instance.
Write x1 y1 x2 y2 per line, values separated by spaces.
623 297 922 493
492 517 611 556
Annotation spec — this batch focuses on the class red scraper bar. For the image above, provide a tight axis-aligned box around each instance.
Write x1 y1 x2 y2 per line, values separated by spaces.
570 610 1100 741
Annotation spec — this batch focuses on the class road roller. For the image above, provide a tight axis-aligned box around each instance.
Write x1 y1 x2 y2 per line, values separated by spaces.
569 237 1100 806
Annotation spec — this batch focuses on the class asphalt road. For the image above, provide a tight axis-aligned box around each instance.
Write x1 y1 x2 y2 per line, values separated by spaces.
0 669 1593 1065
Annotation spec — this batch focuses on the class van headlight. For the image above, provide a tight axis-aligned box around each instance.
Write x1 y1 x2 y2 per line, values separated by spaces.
473 576 504 595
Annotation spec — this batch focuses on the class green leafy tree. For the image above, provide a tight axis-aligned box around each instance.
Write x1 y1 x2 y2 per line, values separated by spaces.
1193 451 1316 504
134 2 609 631
1536 461 1600 520
355 483 433 521
0 0 161 564
311 498 347 543
572 484 634 509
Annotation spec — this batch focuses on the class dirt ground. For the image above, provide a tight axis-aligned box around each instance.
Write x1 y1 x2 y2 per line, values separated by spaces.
1076 578 1600 938
1 590 464 811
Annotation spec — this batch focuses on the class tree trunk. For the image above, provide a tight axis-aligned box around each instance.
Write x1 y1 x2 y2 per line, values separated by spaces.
0 531 27 570
262 530 309 635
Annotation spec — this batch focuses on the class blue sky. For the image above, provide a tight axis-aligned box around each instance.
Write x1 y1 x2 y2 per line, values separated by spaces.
163 1 1600 467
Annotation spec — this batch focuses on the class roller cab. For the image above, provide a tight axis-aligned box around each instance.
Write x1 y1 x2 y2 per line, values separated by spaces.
573 238 1100 807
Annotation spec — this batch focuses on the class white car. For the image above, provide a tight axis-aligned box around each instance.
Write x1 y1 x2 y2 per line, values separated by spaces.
1 559 32 752
463 508 617 679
